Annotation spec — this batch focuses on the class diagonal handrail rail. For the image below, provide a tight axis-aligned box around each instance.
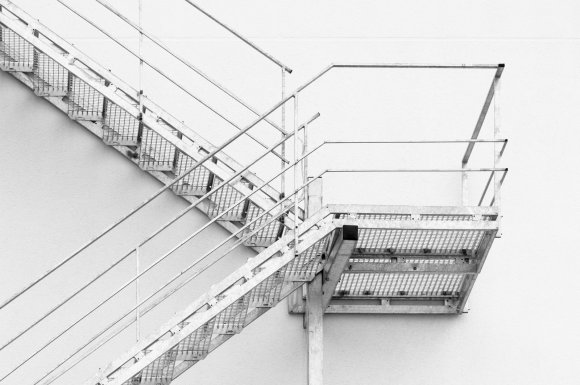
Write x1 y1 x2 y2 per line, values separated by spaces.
183 0 292 73
0 0 284 201
55 0 288 163
0 115 322 383
95 0 287 137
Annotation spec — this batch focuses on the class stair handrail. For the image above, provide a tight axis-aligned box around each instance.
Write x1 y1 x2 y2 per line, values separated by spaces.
0 0 284 201
34 177 321 385
55 0 288 162
95 0 288 136
0 114 322 383
182 0 292 74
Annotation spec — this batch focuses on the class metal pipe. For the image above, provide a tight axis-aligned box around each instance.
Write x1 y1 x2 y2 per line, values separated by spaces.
0 112 319 353
462 64 505 165
0 53 300 311
55 0 288 162
325 168 508 173
34 201 298 385
96 0 287 136
182 0 292 73
1 118 324 382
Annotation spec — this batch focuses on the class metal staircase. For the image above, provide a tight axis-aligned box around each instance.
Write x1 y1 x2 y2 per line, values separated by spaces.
0 1 508 385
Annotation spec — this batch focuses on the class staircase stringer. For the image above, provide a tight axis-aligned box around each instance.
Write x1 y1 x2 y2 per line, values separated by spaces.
89 218 336 385
2 69 248 243
0 8 282 219
0 0 282 203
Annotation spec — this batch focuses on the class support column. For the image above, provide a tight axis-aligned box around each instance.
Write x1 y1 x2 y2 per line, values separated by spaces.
307 273 323 385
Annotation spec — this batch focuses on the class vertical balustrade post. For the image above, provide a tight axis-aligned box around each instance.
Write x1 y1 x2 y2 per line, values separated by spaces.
281 67 286 199
493 71 502 235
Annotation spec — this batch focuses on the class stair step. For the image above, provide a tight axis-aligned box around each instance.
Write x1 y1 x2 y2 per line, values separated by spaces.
243 203 285 247
138 122 178 171
206 177 249 221
214 295 249 334
32 51 68 96
121 350 177 385
0 28 34 72
67 74 105 121
175 319 214 360
102 102 140 146
248 266 287 307
172 152 212 196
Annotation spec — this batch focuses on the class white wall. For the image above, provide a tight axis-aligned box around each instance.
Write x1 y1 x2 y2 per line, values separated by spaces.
1 0 579 384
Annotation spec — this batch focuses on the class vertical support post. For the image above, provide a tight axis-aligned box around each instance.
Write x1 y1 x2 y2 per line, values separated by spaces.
135 247 140 342
136 0 143 344
493 71 502 235
307 273 323 385
137 0 144 145
293 95 299 251
461 164 468 206
303 120 309 215
280 67 286 199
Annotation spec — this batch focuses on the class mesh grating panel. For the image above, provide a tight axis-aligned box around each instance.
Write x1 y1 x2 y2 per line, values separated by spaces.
248 266 287 307
139 122 178 171
175 319 215 360
67 74 104 120
102 102 140 145
243 203 284 247
338 213 412 221
336 273 464 297
214 295 249 334
172 152 212 196
0 25 34 71
286 234 331 281
32 51 68 96
206 178 248 221
122 350 177 385
357 229 485 255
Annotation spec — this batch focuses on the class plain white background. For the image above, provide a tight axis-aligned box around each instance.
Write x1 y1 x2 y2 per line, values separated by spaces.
1 0 579 384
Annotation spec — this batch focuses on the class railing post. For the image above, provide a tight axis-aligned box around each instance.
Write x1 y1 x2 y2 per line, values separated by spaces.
135 246 140 342
293 94 299 251
493 71 502 235
281 67 286 198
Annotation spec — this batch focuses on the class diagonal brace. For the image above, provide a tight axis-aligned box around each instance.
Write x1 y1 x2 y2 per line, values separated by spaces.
321 225 359 309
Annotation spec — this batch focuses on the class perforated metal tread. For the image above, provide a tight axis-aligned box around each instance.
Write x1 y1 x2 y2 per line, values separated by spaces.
0 7 292 249
289 205 499 315
87 214 336 385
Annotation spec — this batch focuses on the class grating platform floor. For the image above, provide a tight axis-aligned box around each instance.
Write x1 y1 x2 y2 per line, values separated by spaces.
289 205 498 314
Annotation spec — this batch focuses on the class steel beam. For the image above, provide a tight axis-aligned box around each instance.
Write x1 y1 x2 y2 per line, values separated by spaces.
345 262 478 274
322 226 359 308
306 273 323 385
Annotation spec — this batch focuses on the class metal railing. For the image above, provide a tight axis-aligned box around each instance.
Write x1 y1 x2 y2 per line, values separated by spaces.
0 6 508 380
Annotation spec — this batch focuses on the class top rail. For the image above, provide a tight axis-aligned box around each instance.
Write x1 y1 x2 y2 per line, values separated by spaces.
95 0 287 136
183 0 292 73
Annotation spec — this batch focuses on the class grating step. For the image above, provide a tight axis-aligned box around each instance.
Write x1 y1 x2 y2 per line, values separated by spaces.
214 295 250 335
171 152 213 196
174 319 215 360
205 177 249 221
102 102 140 146
138 121 178 171
243 202 285 247
32 51 68 96
67 74 104 121
0 26 34 72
